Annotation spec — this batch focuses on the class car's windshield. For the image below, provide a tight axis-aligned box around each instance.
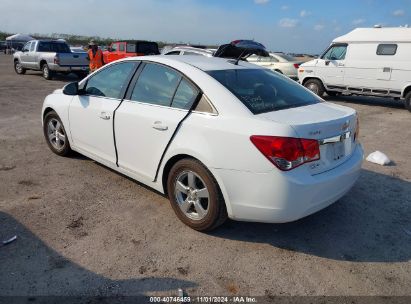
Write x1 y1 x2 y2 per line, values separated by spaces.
38 42 71 53
207 69 319 114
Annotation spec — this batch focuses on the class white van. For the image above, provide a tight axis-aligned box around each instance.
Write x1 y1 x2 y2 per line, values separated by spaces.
298 27 411 111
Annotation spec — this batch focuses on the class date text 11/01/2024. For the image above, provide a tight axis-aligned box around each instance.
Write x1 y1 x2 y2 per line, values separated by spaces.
149 296 257 303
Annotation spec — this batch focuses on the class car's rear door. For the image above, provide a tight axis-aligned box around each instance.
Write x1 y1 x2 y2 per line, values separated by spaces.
68 61 138 164
115 62 200 181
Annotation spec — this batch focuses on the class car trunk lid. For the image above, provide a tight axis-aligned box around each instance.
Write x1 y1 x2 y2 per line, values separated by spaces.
257 102 358 174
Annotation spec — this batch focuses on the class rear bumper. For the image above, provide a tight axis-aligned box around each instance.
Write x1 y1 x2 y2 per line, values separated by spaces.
213 144 364 223
49 63 89 72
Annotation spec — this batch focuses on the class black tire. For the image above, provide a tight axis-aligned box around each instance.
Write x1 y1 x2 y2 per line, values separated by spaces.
167 159 227 231
405 92 411 112
14 60 26 74
43 111 72 156
304 79 325 97
42 63 53 80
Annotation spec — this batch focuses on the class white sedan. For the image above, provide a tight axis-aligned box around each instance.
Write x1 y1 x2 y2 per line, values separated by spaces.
42 55 363 231
247 53 302 80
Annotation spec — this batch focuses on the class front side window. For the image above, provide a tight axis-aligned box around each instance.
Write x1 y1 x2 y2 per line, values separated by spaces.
377 44 397 56
207 69 319 114
322 44 347 60
110 43 118 52
130 63 181 106
85 62 136 99
22 42 30 52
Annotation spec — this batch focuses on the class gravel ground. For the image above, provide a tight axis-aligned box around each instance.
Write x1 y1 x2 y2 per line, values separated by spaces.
0 54 410 298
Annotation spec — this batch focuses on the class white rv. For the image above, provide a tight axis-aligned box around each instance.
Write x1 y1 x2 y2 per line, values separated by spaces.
298 27 411 111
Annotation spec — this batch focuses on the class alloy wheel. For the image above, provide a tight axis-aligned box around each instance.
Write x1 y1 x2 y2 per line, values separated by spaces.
47 118 66 150
174 171 210 221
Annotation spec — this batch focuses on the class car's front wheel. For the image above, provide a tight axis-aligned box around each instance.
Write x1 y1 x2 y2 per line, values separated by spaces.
14 60 26 74
304 79 325 97
167 159 227 231
43 111 71 156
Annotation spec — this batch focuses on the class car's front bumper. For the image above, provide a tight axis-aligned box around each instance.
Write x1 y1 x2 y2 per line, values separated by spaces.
213 143 364 223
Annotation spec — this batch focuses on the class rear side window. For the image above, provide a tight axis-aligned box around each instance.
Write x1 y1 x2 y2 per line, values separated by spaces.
38 42 71 53
131 63 181 106
165 51 181 55
85 62 136 99
172 79 199 109
377 44 397 55
126 43 136 53
207 69 319 114
119 43 125 52
182 51 202 56
136 42 160 55
29 42 36 52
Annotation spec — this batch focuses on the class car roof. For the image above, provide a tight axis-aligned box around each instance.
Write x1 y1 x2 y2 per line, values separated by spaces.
123 55 262 71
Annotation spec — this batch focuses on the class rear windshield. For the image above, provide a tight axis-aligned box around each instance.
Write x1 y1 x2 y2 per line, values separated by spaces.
207 69 319 114
127 42 160 55
38 42 71 53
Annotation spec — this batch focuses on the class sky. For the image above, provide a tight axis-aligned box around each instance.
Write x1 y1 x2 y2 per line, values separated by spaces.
1 0 410 53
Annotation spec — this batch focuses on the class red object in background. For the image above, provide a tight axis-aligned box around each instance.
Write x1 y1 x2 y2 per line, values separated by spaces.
103 41 160 64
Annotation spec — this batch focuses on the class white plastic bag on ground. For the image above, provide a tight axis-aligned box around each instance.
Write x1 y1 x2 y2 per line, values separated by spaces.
366 151 391 166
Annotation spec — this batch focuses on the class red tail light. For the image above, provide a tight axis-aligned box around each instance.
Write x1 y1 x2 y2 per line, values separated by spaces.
293 63 300 69
250 136 320 171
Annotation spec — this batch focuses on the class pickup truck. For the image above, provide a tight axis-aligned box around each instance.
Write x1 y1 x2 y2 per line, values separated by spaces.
103 40 160 64
13 40 89 80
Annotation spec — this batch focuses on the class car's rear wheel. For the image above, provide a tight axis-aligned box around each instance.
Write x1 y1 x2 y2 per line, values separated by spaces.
167 159 227 231
43 111 71 156
14 60 26 74
405 92 411 112
42 63 53 80
304 79 325 97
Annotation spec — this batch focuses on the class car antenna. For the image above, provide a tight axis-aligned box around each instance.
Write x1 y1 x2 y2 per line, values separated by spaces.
233 49 247 65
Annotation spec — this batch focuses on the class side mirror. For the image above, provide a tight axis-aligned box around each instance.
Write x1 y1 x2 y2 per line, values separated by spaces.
63 82 80 95
325 60 330 66
108 47 113 52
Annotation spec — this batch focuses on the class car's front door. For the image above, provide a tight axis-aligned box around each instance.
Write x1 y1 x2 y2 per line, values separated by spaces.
316 44 347 87
115 62 200 181
26 41 37 69
68 61 138 164
19 42 31 67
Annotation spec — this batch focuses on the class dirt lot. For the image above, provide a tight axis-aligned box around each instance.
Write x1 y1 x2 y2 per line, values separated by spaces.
0 54 410 298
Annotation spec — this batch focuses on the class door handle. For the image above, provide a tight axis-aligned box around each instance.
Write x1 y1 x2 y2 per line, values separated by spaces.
338 63 345 67
99 112 111 120
152 121 168 131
